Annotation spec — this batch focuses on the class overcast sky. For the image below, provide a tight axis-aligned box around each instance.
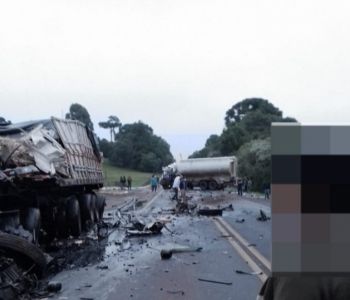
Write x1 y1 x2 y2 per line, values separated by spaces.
1 0 350 158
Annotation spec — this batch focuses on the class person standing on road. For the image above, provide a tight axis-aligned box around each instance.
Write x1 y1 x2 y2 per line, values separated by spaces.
237 179 243 196
127 176 132 190
179 176 187 203
151 175 158 192
171 174 181 200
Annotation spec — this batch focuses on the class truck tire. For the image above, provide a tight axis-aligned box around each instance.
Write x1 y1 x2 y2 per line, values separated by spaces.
80 194 95 225
56 206 68 238
90 193 99 222
22 208 41 245
0 232 47 277
66 196 82 237
208 180 218 190
95 195 106 220
199 181 208 191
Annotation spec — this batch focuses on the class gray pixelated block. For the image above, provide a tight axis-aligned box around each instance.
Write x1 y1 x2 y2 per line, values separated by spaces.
301 126 330 155
271 123 301 155
331 244 350 272
272 242 301 273
272 213 301 243
301 214 330 243
301 243 330 272
330 126 350 155
330 214 350 244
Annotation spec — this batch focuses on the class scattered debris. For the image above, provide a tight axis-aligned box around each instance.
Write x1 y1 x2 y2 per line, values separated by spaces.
160 246 203 260
222 204 234 211
167 290 185 295
198 278 233 285
126 221 165 237
235 218 245 223
257 210 270 221
247 243 257 247
47 281 62 292
198 208 223 216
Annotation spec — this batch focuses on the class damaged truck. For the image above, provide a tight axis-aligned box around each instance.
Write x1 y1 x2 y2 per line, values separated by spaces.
0 117 105 277
160 156 237 190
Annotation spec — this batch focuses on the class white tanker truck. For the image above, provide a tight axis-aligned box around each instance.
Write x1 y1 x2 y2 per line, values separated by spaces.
160 156 237 190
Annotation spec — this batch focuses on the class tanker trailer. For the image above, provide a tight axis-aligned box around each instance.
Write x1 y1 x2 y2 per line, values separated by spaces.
160 156 237 190
0 117 105 247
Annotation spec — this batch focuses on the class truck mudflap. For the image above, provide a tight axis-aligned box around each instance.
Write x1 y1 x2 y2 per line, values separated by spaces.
0 232 47 277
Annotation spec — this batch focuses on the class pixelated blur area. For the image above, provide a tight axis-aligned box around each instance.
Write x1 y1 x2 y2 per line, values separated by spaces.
271 123 350 276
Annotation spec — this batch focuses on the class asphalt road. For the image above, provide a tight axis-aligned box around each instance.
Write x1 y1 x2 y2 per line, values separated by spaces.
50 189 271 300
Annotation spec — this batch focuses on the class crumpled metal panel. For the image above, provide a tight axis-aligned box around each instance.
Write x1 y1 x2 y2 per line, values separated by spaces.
51 118 103 185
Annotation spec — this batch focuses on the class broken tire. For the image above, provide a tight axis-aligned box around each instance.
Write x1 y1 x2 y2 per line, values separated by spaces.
208 180 218 190
199 181 208 191
22 208 41 245
0 232 47 277
66 196 82 237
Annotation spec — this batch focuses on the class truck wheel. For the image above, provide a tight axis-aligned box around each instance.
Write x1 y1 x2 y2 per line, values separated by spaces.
80 194 95 226
0 232 47 277
208 180 218 190
22 208 41 245
56 206 68 238
90 193 99 222
96 195 106 220
66 196 82 237
199 181 208 191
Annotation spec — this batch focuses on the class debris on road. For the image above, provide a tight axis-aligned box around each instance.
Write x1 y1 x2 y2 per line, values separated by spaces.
235 270 263 276
235 218 245 223
198 208 223 216
126 221 165 237
160 246 203 259
198 278 233 285
167 290 185 295
47 281 62 292
257 209 270 221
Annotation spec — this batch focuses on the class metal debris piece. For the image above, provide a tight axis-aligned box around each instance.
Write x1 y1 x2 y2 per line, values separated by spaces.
47 281 62 292
236 270 263 276
198 208 223 216
161 247 203 260
235 218 245 223
167 290 185 295
198 278 232 285
257 210 270 221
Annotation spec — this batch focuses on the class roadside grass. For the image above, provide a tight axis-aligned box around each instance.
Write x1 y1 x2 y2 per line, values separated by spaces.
102 160 154 187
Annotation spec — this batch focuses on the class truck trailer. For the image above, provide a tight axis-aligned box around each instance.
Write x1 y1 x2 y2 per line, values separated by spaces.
0 117 105 247
160 156 237 190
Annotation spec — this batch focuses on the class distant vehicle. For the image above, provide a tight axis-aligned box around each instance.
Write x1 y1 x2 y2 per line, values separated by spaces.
160 156 237 190
0 117 105 248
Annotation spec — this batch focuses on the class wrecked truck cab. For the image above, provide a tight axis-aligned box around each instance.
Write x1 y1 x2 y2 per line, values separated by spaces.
0 117 105 247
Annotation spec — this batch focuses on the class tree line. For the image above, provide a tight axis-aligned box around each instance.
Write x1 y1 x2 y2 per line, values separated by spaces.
189 98 297 191
65 103 173 172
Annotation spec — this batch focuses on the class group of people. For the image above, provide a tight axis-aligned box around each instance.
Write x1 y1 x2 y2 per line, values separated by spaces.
119 175 132 190
236 177 252 196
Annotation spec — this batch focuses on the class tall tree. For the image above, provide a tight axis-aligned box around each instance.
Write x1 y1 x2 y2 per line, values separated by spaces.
224 98 282 125
109 121 173 172
98 115 122 142
66 103 94 130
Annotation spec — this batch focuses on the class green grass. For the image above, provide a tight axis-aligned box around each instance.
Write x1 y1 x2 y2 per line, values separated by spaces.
102 160 154 187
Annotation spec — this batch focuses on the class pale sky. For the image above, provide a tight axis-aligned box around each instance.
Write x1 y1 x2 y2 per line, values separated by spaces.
1 0 350 158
